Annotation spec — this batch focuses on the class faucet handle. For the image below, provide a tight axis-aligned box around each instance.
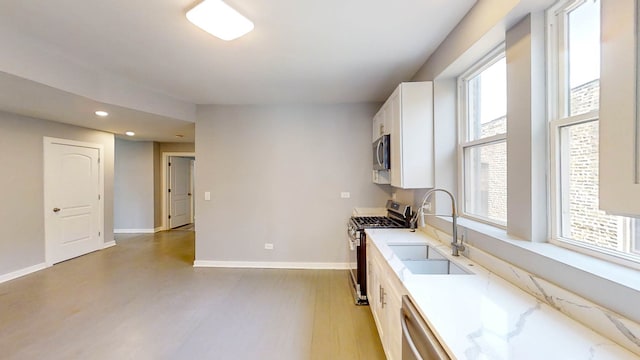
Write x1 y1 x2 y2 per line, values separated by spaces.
450 241 465 256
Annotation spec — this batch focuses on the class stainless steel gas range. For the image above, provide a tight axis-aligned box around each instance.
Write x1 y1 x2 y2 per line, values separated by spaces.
347 200 412 305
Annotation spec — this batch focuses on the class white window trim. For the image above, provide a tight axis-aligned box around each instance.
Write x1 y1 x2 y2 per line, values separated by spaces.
547 0 586 121
457 45 507 228
547 0 640 271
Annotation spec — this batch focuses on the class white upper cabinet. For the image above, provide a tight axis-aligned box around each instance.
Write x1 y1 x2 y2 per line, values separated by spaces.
372 103 392 141
372 110 384 141
387 82 434 189
599 0 640 216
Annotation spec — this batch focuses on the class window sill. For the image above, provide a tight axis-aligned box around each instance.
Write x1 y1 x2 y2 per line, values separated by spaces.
427 215 640 323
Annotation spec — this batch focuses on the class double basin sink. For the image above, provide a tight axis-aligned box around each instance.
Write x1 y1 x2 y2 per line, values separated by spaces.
388 244 471 275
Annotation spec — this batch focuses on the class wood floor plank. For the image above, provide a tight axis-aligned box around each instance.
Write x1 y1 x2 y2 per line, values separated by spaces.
0 230 385 359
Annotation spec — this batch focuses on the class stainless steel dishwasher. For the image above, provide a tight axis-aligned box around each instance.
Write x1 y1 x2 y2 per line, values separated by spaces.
401 295 451 360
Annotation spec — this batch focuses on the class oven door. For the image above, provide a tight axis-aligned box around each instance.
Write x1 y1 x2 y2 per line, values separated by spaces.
347 222 368 304
347 222 359 287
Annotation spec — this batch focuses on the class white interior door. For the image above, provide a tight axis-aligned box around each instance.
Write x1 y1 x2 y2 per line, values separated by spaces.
169 156 192 228
44 139 102 265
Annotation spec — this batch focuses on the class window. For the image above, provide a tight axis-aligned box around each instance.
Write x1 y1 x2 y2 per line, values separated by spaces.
548 0 640 266
458 48 507 226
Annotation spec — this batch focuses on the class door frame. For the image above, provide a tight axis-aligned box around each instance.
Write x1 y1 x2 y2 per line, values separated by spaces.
190 159 195 224
43 137 104 266
161 152 195 231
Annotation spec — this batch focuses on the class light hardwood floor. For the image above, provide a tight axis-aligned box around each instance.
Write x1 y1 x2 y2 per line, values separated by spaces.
0 229 385 360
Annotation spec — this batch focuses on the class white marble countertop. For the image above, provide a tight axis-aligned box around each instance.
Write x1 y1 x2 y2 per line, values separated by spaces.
365 228 638 360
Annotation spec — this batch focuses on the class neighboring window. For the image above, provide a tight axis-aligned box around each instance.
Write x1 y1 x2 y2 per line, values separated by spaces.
458 49 507 226
548 0 640 266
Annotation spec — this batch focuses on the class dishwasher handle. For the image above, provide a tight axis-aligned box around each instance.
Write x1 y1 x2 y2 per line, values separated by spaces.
401 295 451 360
401 312 424 360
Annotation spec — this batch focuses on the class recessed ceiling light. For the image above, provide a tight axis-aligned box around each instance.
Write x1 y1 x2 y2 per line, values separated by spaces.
125 131 135 136
186 0 254 41
95 110 109 117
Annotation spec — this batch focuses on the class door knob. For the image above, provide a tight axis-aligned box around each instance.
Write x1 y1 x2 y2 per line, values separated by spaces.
188 193 192 196
53 208 61 213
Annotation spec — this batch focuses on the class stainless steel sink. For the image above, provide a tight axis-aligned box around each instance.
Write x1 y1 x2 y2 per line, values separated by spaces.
388 244 446 260
402 259 471 275
389 244 472 275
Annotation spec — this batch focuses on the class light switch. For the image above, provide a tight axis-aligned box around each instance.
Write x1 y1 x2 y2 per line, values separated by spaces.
204 191 211 201
341 192 350 198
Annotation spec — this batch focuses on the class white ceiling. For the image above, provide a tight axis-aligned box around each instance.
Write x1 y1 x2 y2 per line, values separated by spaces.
0 0 476 141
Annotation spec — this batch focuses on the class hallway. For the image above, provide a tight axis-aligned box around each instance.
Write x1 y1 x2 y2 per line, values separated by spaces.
0 230 384 359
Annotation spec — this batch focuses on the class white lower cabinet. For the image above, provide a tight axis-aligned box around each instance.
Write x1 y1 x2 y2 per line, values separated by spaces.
367 242 407 360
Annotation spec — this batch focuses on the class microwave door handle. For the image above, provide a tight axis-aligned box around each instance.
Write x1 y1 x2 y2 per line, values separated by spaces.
376 140 383 167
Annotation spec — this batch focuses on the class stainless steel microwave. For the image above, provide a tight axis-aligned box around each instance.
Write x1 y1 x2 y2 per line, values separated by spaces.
373 134 390 170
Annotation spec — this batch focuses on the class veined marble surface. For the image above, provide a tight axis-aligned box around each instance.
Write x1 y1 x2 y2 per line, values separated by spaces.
366 229 639 359
423 225 640 357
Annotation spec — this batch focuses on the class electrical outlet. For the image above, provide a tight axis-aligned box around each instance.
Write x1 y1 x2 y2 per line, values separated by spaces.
423 202 432 212
264 243 274 250
340 192 350 198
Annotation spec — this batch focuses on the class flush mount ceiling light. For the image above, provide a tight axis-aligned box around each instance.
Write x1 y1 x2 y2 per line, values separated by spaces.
125 131 135 137
95 110 109 117
186 0 254 41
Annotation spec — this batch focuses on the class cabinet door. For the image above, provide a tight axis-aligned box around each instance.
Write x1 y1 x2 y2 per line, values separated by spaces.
599 0 640 215
382 101 393 136
387 82 434 189
373 111 384 141
400 82 434 189
367 244 383 334
368 241 409 360
383 275 405 360
366 242 374 302
389 87 402 187
369 245 393 352
371 260 386 339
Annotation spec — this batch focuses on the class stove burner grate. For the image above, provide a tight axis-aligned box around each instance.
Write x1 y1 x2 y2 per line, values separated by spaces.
351 216 405 229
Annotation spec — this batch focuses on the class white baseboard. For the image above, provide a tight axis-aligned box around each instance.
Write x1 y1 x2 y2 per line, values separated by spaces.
154 227 164 233
103 240 116 249
193 261 350 270
114 229 155 234
0 263 48 284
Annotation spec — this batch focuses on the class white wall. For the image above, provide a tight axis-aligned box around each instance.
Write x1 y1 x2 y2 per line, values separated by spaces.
195 103 390 266
115 139 195 231
0 110 114 276
114 138 155 231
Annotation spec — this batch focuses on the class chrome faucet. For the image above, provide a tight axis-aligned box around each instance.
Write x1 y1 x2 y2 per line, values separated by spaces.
410 188 465 256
